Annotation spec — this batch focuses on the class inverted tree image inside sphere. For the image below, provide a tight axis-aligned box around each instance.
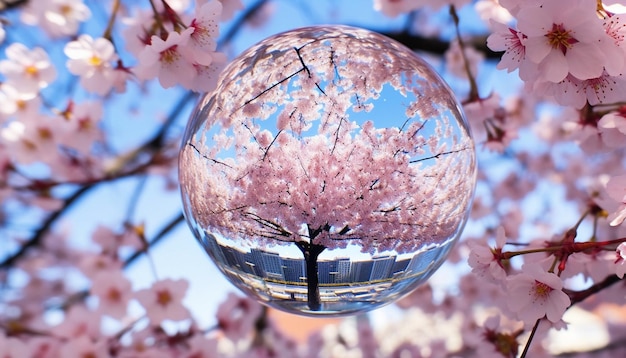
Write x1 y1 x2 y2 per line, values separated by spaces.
179 25 477 316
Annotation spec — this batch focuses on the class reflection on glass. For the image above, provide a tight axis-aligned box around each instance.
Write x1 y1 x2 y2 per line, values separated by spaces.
179 25 476 316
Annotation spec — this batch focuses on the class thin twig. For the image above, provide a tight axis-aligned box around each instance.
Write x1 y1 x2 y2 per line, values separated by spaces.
0 185 93 269
521 319 541 358
123 212 185 268
1 92 193 269
54 212 185 311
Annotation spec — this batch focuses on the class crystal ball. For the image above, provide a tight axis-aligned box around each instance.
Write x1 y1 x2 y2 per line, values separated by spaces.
179 25 476 316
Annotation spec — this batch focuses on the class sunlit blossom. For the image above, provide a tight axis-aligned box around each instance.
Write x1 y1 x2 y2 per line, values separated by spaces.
0 43 56 95
135 279 191 324
64 35 119 95
506 265 571 325
21 0 91 37
517 0 620 82
135 28 196 89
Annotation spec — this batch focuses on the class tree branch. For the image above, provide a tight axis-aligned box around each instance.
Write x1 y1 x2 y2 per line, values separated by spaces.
54 212 185 311
123 212 185 268
1 92 193 270
565 274 623 306
378 30 501 59
0 184 93 269
0 0 27 12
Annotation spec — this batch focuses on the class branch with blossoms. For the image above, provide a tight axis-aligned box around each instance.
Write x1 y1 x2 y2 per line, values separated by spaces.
1 0 626 357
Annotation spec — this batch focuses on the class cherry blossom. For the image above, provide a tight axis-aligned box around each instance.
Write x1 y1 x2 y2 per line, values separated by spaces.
216 292 264 341
91 224 143 256
216 0 244 21
0 84 40 121
187 0 222 66
497 0 533 16
516 0 620 83
135 278 191 324
462 93 501 139
27 337 61 358
598 109 626 148
189 53 228 92
534 72 626 109
0 334 31 358
373 0 424 18
374 0 471 17
479 315 522 358
475 0 513 26
121 9 156 58
506 264 571 325
467 226 508 282
21 0 91 38
445 38 484 80
52 305 101 339
614 242 626 278
1 1 626 356
56 100 105 155
0 43 56 95
64 35 120 95
0 115 60 165
605 174 626 226
560 250 614 283
90 270 132 319
77 252 123 280
135 28 196 89
603 14 626 59
486 20 538 81
58 335 109 358
182 334 219 358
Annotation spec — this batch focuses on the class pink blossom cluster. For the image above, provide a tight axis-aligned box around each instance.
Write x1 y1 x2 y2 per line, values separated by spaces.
488 0 626 109
127 0 229 92
377 1 626 356
2 0 626 357
180 26 476 256
0 0 233 183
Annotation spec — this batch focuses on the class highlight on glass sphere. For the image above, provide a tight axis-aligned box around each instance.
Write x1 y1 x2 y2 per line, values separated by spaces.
179 25 476 316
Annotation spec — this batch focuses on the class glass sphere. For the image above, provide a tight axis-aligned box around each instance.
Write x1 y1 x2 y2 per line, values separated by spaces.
179 25 476 316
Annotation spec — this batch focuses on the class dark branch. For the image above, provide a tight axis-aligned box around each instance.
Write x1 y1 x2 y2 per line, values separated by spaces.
0 185 94 269
55 212 185 311
187 142 233 168
1 91 192 269
262 130 282 161
294 46 326 95
123 212 185 268
240 67 305 108
565 274 622 306
377 31 501 59
410 146 472 163
0 0 27 13
244 211 293 238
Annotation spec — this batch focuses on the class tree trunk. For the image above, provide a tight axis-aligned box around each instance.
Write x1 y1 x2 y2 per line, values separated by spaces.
296 241 326 311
